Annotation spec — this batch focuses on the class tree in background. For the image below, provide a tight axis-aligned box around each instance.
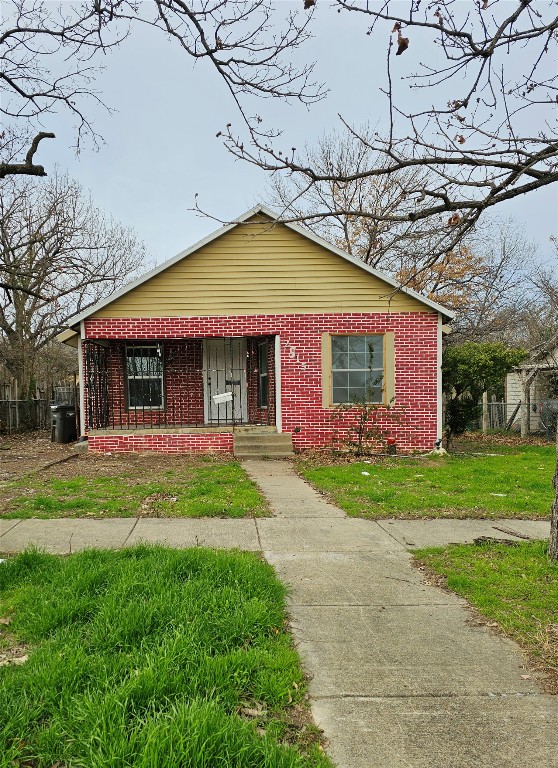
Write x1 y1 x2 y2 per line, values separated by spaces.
267 130 543 343
0 173 146 396
267 128 443 271
442 343 528 450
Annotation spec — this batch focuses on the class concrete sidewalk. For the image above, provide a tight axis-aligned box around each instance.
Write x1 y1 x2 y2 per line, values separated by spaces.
0 460 555 767
0 509 550 556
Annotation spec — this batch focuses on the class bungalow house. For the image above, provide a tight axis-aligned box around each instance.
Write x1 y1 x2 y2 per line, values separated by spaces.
505 336 558 436
58 206 453 455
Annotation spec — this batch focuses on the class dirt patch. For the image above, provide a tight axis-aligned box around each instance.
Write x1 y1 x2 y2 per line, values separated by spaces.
238 697 328 755
0 614 30 668
0 639 29 668
0 432 75 481
36 449 230 482
453 431 553 451
296 449 442 469
0 438 252 519
0 432 232 485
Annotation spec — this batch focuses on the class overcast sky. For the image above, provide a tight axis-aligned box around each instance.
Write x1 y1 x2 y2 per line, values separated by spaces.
33 2 558 270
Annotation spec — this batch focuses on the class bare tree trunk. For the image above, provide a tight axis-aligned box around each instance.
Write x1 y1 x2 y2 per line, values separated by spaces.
548 431 558 561
521 382 531 437
482 391 488 433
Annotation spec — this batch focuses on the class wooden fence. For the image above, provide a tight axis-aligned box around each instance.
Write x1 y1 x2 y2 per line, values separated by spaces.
0 384 79 434
0 399 51 433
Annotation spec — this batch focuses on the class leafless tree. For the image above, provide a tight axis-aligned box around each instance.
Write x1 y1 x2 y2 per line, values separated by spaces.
223 0 557 264
485 240 557 352
266 132 538 334
0 173 146 395
4 2 555 246
0 0 323 178
266 127 447 271
445 219 541 342
534 240 558 318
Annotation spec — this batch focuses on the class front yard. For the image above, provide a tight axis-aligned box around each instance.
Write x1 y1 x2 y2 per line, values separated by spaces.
0 546 330 767
0 437 267 519
1 433 555 521
297 438 555 519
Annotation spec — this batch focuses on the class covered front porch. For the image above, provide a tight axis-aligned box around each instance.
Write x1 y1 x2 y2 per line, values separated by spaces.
83 336 277 433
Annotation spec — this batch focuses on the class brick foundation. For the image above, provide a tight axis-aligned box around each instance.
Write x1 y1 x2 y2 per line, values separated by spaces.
88 432 234 454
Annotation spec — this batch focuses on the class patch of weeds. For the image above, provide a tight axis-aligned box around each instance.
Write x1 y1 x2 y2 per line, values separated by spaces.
0 546 332 767
0 461 268 519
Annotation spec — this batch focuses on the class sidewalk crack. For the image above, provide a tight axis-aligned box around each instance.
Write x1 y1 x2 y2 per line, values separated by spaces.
0 519 23 540
312 691 542 701
254 518 263 551
122 517 141 549
375 520 408 548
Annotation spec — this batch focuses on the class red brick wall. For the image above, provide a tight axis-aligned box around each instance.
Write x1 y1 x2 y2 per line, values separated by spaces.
84 312 439 453
83 340 204 430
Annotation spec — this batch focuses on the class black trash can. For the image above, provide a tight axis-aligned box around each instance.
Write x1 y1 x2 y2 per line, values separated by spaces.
50 404 77 444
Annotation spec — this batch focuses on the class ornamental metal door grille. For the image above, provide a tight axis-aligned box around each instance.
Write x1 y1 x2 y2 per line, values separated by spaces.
203 338 248 424
84 343 109 429
83 338 276 430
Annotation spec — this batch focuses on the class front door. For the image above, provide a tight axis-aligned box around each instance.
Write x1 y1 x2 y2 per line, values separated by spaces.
203 338 247 424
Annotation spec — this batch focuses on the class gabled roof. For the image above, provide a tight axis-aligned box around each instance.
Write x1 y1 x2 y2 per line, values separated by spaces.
518 333 558 370
64 205 455 327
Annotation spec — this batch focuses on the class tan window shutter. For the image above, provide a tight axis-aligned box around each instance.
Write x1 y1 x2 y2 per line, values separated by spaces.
321 332 332 408
384 331 395 404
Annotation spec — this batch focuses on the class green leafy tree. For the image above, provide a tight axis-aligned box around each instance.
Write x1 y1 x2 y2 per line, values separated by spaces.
442 343 527 449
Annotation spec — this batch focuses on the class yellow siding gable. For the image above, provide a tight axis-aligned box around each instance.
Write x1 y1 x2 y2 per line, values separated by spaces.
93 217 429 318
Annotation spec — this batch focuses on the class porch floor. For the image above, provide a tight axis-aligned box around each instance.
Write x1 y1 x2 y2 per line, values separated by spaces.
88 425 279 436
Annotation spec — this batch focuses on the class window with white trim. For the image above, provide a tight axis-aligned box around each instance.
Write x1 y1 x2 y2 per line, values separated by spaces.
125 344 164 409
331 335 384 404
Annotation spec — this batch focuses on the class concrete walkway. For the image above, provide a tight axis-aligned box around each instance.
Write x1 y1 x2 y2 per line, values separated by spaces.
0 460 555 767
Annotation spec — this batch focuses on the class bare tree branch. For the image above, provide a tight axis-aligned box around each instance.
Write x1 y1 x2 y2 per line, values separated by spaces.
215 0 557 262
0 131 54 179
0 0 325 174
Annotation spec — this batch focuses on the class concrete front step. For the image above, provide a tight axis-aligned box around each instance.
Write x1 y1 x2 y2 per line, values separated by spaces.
234 434 293 447
233 426 278 434
233 431 294 459
234 448 294 461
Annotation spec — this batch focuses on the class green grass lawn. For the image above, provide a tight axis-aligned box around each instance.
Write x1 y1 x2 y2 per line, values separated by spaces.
297 444 555 518
0 546 331 767
413 541 558 690
0 462 268 519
